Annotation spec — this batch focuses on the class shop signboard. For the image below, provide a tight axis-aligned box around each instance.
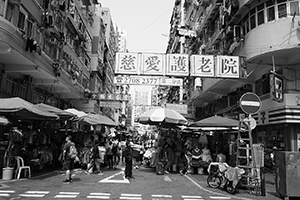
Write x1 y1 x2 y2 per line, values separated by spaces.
270 73 283 102
115 52 243 79
190 55 215 77
166 103 188 115
215 55 240 79
99 101 122 108
98 93 130 101
114 76 183 86
177 28 197 37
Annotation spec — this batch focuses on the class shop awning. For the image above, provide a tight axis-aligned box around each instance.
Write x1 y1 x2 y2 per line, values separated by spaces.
189 115 240 128
36 103 76 120
77 113 117 127
64 108 88 118
0 97 59 120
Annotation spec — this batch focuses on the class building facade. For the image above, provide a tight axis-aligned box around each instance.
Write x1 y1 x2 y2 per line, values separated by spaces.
168 0 300 151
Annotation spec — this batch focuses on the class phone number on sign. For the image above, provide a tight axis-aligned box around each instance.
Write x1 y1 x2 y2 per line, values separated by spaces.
122 77 159 85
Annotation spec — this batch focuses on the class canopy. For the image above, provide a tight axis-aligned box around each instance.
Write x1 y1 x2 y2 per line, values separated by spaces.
137 108 188 126
189 115 240 128
0 116 10 125
77 113 117 127
36 103 75 120
64 108 88 118
0 97 59 120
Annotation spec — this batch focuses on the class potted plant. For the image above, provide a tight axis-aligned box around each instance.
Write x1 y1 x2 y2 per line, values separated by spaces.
2 127 22 180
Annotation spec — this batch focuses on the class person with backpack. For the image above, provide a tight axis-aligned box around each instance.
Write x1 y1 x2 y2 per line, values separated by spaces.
62 135 77 183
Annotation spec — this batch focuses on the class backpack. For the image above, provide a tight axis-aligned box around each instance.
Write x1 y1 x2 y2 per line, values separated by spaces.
68 144 78 159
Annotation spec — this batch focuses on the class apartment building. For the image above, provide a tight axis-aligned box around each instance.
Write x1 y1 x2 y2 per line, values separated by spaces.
167 0 300 151
0 0 97 110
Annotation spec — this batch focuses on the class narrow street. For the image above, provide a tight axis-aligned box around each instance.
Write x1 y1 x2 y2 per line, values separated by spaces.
0 166 271 200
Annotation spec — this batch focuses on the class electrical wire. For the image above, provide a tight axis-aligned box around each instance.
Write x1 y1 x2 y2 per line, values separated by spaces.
128 7 173 44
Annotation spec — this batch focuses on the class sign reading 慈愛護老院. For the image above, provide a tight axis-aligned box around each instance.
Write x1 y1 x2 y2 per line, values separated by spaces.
115 52 242 79
114 76 183 86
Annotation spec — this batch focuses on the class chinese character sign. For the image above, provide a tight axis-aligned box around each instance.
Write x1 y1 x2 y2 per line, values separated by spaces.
190 55 215 77
166 54 189 76
141 53 165 75
270 74 283 102
216 56 240 78
115 52 140 74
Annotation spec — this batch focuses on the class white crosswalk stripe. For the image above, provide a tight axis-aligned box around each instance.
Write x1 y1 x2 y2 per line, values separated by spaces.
54 191 80 198
120 193 142 199
209 197 231 199
182 195 203 200
87 192 110 199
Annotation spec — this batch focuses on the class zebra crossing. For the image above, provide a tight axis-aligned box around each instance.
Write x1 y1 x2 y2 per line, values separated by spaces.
0 190 232 199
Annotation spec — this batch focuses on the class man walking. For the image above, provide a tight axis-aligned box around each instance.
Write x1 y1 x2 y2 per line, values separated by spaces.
85 140 103 175
62 135 77 183
123 141 134 179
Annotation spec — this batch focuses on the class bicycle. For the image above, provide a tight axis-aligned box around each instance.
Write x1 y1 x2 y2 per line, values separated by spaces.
207 164 243 194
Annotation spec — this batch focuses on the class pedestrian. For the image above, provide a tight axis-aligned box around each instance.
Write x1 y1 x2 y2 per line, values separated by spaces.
112 138 120 169
62 135 77 183
123 141 134 179
106 141 113 169
85 140 103 175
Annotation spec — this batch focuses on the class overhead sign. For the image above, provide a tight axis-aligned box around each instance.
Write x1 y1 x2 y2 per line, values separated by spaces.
99 101 122 108
115 52 242 79
114 76 183 86
239 92 262 115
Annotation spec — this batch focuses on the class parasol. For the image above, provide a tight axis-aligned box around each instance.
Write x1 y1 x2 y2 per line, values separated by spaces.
0 97 59 120
0 116 10 125
137 107 188 125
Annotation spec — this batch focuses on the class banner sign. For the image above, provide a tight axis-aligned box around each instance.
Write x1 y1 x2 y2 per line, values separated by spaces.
115 52 242 79
114 76 183 86
99 101 122 108
98 93 130 101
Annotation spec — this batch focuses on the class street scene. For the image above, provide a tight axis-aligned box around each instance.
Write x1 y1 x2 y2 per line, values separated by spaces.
0 0 300 200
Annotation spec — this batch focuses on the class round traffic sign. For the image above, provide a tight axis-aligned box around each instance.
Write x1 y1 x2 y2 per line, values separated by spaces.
239 92 261 114
243 117 257 130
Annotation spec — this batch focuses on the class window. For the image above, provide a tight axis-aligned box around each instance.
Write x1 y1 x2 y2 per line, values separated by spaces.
257 3 265 26
290 1 299 16
0 0 5 16
5 2 14 22
250 8 256 29
242 14 249 34
17 12 26 31
277 0 287 18
266 0 275 21
26 19 33 37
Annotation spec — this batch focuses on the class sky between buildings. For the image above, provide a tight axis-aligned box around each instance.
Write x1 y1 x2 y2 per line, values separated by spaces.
100 0 175 54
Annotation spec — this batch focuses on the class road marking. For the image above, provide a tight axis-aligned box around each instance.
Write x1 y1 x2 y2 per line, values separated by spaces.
87 192 110 199
121 194 142 196
87 196 110 199
0 194 9 197
182 195 203 200
19 194 45 197
59 192 80 195
152 194 172 198
210 197 231 199
99 171 130 184
120 193 142 199
0 190 15 193
54 194 77 198
184 175 254 200
25 191 50 194
164 176 172 182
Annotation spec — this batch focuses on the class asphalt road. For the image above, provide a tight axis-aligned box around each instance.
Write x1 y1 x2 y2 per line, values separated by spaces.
0 165 282 200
